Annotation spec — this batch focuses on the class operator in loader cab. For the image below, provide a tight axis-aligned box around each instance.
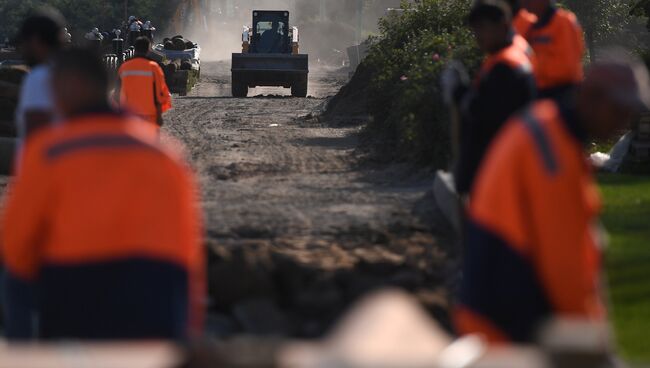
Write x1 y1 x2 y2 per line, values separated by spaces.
1 48 205 340
259 21 283 53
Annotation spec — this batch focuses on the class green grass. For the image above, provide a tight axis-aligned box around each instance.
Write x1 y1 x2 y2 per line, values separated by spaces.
599 174 650 362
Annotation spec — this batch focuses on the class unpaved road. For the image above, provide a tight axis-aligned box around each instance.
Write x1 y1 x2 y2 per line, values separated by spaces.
164 61 454 338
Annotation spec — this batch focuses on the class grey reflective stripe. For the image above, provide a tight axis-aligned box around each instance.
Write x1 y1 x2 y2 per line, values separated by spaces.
120 70 154 77
521 110 559 175
46 135 157 161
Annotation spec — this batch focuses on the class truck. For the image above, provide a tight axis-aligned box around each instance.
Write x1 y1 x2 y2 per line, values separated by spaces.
153 39 201 96
231 10 309 98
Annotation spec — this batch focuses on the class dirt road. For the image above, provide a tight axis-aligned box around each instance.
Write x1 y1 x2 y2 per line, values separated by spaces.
164 61 454 338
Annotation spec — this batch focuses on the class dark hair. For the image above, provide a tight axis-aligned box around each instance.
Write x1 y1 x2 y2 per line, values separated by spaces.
134 36 151 54
51 48 109 91
468 0 512 25
17 7 66 47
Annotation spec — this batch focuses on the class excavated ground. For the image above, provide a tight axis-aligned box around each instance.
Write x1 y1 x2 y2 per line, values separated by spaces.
0 61 456 338
165 61 456 338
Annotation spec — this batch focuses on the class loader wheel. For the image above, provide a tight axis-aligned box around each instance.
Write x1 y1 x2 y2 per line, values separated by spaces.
232 82 248 98
291 78 308 98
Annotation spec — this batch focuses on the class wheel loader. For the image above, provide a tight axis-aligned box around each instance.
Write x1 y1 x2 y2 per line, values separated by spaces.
231 10 309 98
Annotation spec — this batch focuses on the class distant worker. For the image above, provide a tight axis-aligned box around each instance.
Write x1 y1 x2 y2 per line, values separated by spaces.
521 0 585 98
142 21 156 41
14 8 66 165
444 0 536 196
258 21 282 53
128 17 142 46
455 53 650 344
63 27 72 44
1 48 205 340
84 27 104 53
117 37 172 126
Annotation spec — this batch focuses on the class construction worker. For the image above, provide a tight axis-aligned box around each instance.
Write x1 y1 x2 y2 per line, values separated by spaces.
1 48 205 340
117 36 172 126
521 0 585 98
128 16 142 46
455 53 650 344
445 0 536 197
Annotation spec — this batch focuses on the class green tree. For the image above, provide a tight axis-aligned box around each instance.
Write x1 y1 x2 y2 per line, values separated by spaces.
561 0 634 61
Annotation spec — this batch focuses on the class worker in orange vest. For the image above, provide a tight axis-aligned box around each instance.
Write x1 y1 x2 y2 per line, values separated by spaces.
1 48 205 340
443 0 536 196
455 53 650 343
117 36 172 126
521 0 585 98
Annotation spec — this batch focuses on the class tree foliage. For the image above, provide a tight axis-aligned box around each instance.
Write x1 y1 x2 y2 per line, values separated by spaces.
360 0 480 166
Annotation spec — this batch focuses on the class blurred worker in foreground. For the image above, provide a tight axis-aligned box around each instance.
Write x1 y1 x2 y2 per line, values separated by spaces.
14 8 66 159
455 52 650 344
1 48 205 340
521 0 585 98
445 0 536 197
117 37 172 126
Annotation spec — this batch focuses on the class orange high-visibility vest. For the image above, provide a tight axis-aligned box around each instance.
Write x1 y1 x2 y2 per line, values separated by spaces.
1 112 204 339
118 57 172 124
524 8 585 91
455 100 604 343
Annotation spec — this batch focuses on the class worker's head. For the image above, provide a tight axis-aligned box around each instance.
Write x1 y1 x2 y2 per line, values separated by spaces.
17 7 66 66
521 0 552 17
577 51 650 141
271 21 280 32
51 48 110 118
134 36 151 56
468 0 512 54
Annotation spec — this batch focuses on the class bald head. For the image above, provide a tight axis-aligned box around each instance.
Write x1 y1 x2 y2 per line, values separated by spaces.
577 51 650 141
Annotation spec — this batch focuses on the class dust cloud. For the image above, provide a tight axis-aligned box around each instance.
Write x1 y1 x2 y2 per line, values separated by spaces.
177 0 401 64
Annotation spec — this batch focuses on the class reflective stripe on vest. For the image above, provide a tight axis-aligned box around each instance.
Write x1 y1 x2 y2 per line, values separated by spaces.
521 110 559 175
120 70 154 77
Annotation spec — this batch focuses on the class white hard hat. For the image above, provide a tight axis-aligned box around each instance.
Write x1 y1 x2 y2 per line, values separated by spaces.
129 16 136 21
92 27 99 33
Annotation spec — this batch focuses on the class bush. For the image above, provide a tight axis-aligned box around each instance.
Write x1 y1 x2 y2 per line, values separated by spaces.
356 0 481 167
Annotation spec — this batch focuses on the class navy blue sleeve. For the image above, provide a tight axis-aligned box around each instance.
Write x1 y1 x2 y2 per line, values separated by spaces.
459 220 551 343
2 270 37 340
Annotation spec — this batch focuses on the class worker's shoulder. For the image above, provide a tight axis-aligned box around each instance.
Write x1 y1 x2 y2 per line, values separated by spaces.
36 114 186 166
491 100 560 157
554 8 582 27
119 57 160 70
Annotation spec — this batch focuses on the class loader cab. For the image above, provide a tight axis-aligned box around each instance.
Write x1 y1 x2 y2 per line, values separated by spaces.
250 10 291 54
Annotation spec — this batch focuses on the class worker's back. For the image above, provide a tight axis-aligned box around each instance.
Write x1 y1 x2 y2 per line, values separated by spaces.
2 111 204 340
455 99 603 343
118 57 171 124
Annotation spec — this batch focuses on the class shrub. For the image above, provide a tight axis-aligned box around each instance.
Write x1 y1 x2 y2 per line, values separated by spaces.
356 0 481 167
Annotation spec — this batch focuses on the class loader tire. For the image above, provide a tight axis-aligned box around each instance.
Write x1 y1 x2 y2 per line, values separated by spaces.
232 81 248 98
291 78 308 98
